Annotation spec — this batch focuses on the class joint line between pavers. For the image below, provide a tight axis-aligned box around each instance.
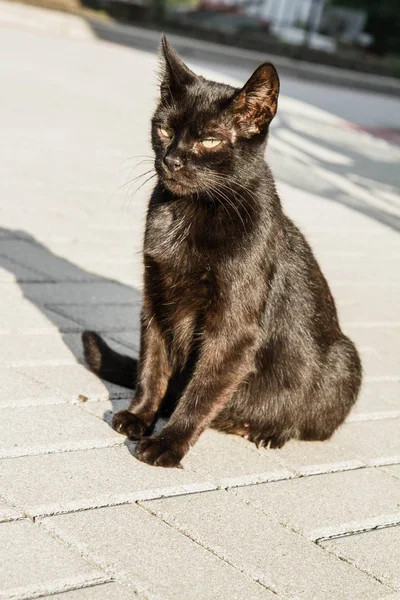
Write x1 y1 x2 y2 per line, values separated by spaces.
137 500 280 597
14 579 117 600
320 542 399 592
314 518 400 545
37 518 145 597
227 486 400 589
0 438 125 460
4 461 399 521
0 251 56 282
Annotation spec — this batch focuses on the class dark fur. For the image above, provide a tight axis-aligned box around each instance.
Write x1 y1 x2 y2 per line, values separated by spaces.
82 36 362 467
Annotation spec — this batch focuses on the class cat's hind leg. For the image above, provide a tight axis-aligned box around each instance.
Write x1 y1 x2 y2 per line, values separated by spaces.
299 335 362 442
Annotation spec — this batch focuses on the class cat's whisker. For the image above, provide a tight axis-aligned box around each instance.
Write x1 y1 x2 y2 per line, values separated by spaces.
118 159 153 175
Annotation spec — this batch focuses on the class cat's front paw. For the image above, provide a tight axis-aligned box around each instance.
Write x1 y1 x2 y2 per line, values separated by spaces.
112 410 147 440
133 436 184 468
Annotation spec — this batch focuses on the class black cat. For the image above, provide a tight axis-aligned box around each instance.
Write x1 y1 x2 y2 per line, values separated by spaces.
82 35 362 467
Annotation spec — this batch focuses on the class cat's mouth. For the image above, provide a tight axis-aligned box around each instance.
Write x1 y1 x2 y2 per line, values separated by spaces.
161 172 200 196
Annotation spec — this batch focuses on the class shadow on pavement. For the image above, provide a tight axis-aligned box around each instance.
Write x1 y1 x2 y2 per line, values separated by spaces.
0 226 140 418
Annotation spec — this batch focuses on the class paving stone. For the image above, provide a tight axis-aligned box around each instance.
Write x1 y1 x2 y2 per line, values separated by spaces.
307 230 400 254
346 326 400 379
0 520 107 600
40 504 272 599
335 285 400 323
334 419 400 465
267 436 363 476
109 330 140 351
66 261 141 287
0 367 66 407
233 468 400 540
23 364 131 401
0 239 101 282
0 330 122 367
22 281 139 305
266 418 400 475
1 446 214 516
39 583 139 599
0 255 49 282
81 398 131 424
80 404 293 485
0 229 22 239
381 464 400 480
183 429 294 486
0 297 59 330
0 299 83 333
144 490 391 600
0 498 22 522
49 304 141 332
0 404 122 458
351 382 400 417
321 258 398 284
41 307 86 332
321 526 400 591
0 333 77 366
46 240 138 263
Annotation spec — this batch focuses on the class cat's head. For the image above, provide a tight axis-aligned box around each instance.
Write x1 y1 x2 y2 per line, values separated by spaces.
152 35 279 197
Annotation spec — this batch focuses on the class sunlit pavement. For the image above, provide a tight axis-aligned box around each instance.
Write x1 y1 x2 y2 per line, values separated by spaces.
0 3 400 599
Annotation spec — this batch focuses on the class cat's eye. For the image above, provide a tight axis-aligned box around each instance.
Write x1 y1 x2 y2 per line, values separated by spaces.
159 126 174 139
201 138 222 149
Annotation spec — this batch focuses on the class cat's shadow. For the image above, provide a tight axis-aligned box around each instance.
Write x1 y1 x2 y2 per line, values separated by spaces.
0 226 148 448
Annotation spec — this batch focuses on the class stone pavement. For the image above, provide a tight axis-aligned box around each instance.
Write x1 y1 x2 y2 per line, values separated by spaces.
0 3 400 599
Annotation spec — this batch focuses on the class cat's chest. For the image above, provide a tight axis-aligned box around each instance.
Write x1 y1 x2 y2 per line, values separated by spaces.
146 203 216 266
145 206 219 304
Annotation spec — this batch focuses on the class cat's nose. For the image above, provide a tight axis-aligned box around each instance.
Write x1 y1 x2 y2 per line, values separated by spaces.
163 154 184 173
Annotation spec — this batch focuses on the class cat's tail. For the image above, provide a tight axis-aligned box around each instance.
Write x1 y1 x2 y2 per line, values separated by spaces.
81 330 137 389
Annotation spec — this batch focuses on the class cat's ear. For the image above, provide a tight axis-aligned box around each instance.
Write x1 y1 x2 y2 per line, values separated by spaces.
159 35 197 96
230 63 279 136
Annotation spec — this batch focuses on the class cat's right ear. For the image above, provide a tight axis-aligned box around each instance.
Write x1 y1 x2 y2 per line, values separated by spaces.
159 35 197 98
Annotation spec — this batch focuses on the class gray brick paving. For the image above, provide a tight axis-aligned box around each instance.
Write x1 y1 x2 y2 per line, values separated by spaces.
0 498 22 523
0 520 107 600
38 583 139 599
0 333 78 366
40 505 275 599
349 327 400 378
233 468 400 540
351 382 400 417
0 255 50 282
0 403 122 458
321 526 400 591
0 447 215 516
182 429 294 486
0 367 66 407
381 464 400 480
145 490 392 599
335 285 400 323
0 2 399 598
23 364 131 401
49 304 142 333
19 281 138 305
331 419 400 466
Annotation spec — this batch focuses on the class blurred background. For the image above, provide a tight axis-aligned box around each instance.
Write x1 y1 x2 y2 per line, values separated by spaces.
30 0 400 79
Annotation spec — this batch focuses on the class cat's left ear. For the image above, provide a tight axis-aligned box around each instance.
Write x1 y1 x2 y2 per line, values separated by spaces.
230 62 279 136
159 34 197 97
